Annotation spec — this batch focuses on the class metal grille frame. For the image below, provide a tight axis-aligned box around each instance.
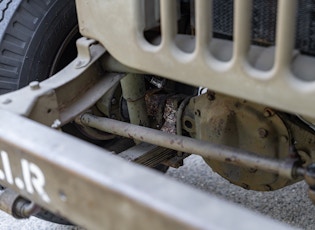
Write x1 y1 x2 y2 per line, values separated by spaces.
76 0 315 119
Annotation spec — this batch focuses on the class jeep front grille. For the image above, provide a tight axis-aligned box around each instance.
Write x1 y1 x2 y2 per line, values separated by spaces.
77 0 315 118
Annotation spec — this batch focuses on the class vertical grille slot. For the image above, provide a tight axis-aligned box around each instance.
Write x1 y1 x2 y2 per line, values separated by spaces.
274 0 297 73
195 0 212 54
160 0 178 47
233 0 252 63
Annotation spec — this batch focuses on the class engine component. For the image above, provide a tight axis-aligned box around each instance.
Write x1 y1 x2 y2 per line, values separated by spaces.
181 92 300 191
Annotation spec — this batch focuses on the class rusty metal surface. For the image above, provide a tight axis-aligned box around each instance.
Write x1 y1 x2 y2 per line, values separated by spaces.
161 95 185 134
182 93 296 191
0 110 294 230
145 90 168 129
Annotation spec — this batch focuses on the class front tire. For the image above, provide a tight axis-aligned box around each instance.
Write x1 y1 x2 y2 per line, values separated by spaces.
0 0 78 93
0 0 78 225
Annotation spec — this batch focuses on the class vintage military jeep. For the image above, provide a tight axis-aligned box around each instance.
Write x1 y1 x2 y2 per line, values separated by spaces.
0 0 313 229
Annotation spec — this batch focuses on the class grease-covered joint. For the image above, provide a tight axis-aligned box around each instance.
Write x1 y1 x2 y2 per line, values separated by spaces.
282 158 305 180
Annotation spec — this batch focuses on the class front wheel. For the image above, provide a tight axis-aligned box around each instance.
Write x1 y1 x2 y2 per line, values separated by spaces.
0 0 79 225
0 0 79 94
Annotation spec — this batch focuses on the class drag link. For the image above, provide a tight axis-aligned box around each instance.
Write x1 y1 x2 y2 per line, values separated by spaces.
80 114 305 180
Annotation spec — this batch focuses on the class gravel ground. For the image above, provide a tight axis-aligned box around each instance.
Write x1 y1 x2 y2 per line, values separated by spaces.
0 155 313 229
167 155 315 230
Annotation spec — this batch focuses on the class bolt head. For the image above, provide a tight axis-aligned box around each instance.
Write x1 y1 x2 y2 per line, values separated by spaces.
263 108 274 117
111 98 117 105
258 128 268 138
194 110 201 116
207 91 215 101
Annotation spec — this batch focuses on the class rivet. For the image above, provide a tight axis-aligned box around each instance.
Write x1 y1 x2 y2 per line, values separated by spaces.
29 81 40 90
75 60 82 68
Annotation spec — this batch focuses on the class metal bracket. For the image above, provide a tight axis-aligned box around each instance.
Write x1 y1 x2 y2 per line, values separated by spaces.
0 40 122 126
75 37 97 69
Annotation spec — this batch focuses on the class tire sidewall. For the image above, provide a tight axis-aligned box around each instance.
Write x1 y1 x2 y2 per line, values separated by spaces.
18 0 77 87
0 0 77 92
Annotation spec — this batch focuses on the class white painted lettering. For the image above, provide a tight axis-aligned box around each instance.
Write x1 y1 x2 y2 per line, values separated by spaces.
0 151 50 203
1 151 13 184
21 159 34 194
29 162 50 203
